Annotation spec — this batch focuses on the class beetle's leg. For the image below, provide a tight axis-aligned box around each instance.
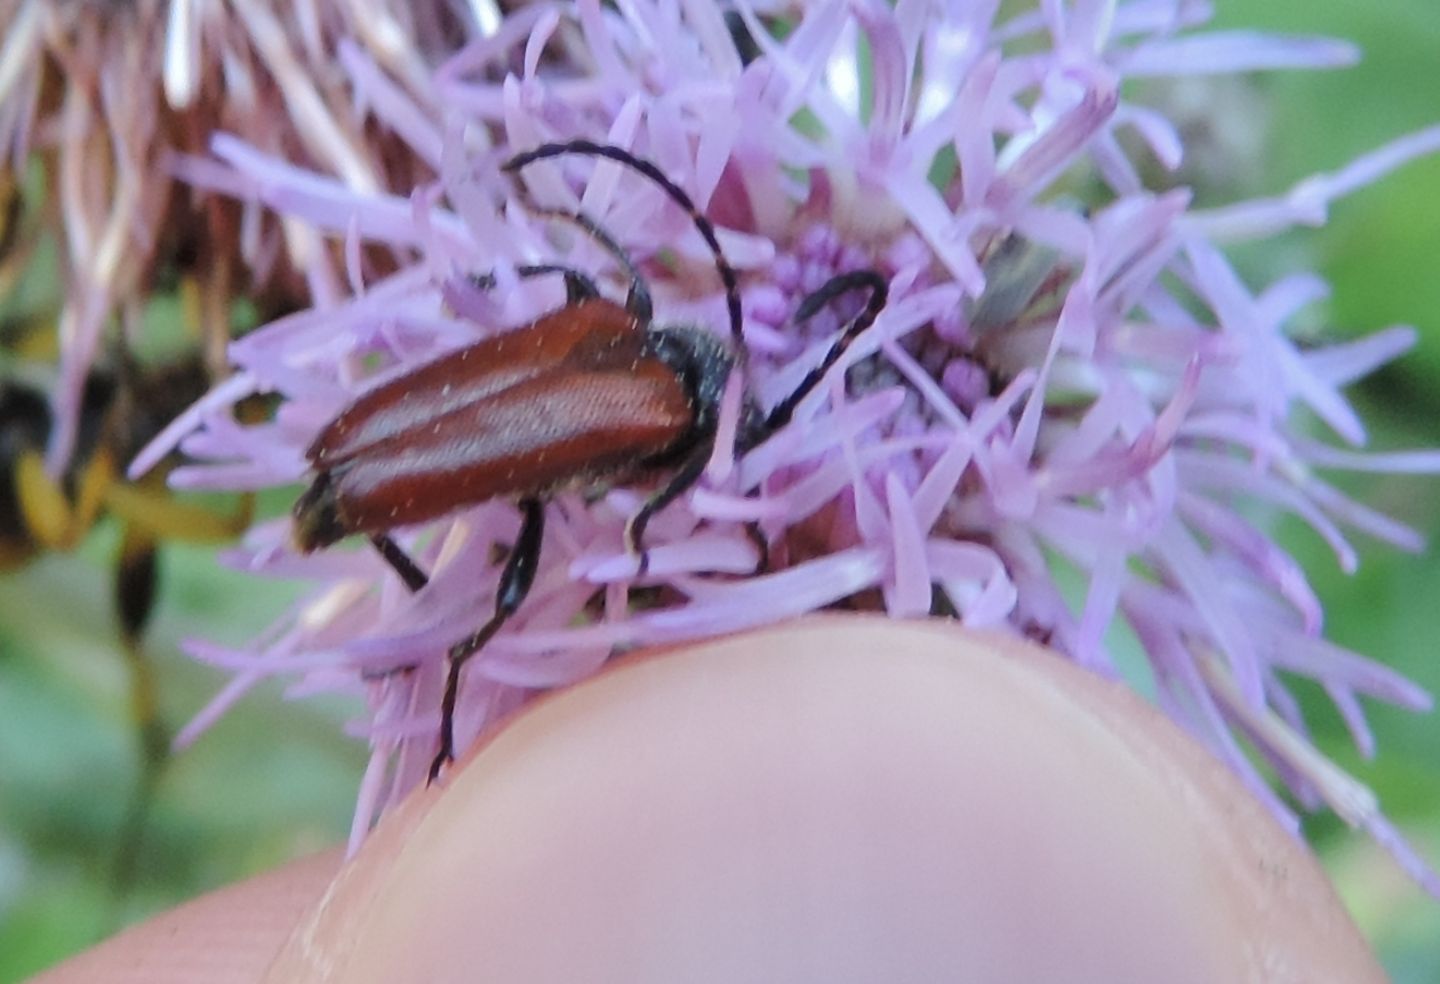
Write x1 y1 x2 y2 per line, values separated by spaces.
369 534 430 593
470 263 602 304
508 199 656 326
560 270 599 304
625 447 767 578
546 208 654 323
623 441 713 577
756 270 889 439
429 497 545 781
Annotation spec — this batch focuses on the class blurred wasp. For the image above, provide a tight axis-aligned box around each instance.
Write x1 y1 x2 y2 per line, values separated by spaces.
0 324 253 880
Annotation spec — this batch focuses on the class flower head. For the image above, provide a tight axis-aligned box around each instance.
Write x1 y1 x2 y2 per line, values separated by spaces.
135 0 1439 888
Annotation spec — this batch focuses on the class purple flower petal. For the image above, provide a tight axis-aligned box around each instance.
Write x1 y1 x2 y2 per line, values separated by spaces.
1120 32 1358 77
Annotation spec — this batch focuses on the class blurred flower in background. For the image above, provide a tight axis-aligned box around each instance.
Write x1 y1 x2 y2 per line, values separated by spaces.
3 0 1440 978
0 0 476 468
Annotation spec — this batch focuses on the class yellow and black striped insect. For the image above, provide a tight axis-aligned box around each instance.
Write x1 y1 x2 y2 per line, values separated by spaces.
0 337 252 878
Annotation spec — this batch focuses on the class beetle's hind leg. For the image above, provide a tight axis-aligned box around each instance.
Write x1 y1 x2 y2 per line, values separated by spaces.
429 497 546 781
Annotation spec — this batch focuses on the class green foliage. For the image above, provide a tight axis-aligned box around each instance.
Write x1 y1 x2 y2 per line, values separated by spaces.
1207 0 1440 974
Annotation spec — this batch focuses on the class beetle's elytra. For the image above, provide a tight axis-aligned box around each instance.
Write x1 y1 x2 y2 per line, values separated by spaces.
291 141 888 779
294 295 727 551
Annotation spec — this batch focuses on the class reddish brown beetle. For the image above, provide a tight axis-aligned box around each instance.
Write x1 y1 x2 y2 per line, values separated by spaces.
292 140 887 779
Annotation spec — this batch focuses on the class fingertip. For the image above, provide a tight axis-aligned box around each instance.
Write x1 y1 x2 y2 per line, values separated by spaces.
33 848 342 984
266 617 1383 983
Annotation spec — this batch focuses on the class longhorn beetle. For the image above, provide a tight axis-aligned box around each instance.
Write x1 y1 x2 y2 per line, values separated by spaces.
291 140 888 780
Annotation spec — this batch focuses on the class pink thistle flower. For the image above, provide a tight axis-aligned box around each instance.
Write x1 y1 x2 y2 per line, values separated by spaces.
0 0 482 472
134 0 1439 889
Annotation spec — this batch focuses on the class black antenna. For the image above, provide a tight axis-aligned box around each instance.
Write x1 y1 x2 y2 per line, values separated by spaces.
503 141 744 350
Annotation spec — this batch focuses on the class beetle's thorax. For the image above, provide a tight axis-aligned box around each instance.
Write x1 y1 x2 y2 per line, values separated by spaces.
641 323 736 458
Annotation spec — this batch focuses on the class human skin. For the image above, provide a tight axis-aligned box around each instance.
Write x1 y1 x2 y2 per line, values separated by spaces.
36 617 1383 983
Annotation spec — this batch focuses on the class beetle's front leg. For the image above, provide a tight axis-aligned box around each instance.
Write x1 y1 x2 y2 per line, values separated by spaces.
756 270 889 437
429 497 545 782
623 442 713 577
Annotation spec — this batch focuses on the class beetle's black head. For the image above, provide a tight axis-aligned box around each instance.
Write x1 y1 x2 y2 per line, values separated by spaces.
643 324 747 456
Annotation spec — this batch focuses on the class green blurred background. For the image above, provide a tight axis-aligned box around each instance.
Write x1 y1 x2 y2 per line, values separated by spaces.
1 0 1438 979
